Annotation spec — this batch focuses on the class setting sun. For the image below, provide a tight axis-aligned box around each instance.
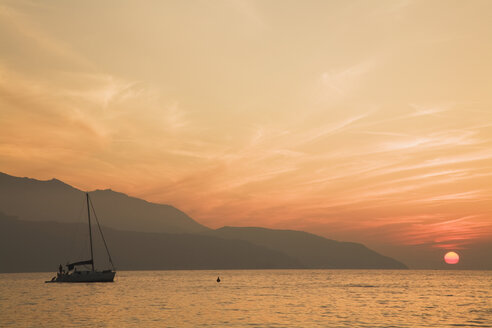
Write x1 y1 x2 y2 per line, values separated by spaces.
444 252 460 264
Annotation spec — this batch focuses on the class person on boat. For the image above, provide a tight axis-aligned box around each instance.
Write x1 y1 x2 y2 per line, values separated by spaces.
217 276 221 283
58 264 63 275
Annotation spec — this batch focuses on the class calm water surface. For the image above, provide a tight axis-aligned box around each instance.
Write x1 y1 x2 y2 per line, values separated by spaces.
0 270 491 327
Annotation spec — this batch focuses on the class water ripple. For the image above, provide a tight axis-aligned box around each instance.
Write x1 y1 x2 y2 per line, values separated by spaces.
0 270 491 327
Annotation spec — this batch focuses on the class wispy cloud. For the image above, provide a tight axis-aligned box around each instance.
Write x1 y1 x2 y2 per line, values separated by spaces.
317 60 376 99
412 191 486 203
394 215 492 249
295 112 371 146
0 3 92 68
409 103 452 117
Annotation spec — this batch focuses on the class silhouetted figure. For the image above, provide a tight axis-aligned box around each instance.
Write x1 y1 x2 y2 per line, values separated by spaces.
58 264 63 275
217 276 221 283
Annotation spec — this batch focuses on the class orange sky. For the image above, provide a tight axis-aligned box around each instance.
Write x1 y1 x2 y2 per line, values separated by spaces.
1 0 491 257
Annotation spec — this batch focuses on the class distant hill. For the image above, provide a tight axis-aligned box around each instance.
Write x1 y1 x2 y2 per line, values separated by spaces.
0 172 407 271
0 172 209 234
0 214 300 273
214 227 407 269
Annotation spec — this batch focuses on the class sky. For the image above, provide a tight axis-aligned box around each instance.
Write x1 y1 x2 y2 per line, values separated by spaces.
1 0 491 267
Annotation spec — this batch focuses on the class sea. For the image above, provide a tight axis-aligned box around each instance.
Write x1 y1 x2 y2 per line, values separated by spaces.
0 270 491 327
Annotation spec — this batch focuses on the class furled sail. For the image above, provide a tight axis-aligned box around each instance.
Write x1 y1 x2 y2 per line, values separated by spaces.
67 259 93 271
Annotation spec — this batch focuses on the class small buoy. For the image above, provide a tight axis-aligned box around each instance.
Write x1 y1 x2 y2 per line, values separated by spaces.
217 276 221 283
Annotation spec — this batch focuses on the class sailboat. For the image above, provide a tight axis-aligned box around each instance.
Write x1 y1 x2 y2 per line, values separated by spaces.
46 193 116 283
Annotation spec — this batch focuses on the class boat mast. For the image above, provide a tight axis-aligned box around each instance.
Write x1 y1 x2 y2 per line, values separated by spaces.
89 199 115 271
86 193 95 271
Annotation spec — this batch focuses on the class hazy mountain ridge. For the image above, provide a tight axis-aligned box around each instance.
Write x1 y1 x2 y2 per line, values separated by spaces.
215 227 406 269
0 214 301 273
0 172 407 271
0 172 209 234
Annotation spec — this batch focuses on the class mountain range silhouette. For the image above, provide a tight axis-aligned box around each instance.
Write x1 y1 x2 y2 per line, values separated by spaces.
0 172 407 272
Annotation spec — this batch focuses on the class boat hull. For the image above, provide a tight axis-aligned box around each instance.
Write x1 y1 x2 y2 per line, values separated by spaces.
46 270 115 283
